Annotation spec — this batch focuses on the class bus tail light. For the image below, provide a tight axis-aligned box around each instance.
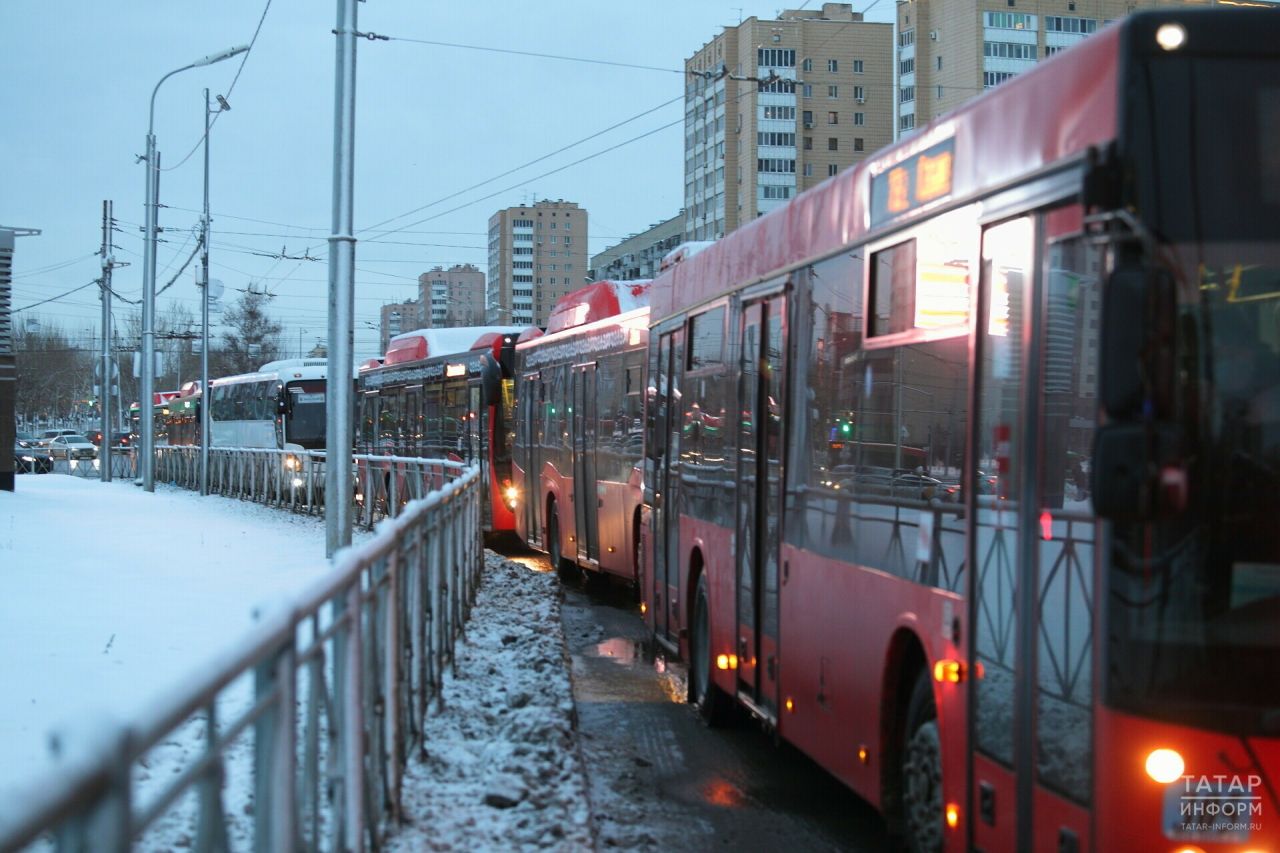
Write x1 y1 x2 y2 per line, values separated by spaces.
503 481 518 509
945 802 960 829
715 654 738 670
1145 748 1185 784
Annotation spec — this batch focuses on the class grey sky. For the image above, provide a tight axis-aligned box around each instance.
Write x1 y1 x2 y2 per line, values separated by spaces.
2 1 894 361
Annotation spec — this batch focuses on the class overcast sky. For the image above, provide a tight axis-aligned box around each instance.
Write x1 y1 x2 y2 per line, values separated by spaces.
2 0 894 361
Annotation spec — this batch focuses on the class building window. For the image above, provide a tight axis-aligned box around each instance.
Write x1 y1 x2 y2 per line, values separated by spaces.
758 131 797 147
899 29 915 47
900 58 915 75
853 85 865 101
937 56 943 70
828 84 839 98
937 85 943 99
757 48 796 67
763 105 797 120
854 111 865 126
802 83 813 98
854 137 864 151
985 41 1037 60
900 114 916 131
828 163 839 176
983 11 1036 29
900 86 915 103
983 70 1017 88
803 163 814 176
761 185 792 199
802 57 813 71
827 111 838 124
803 109 813 127
853 59 864 73
804 136 813 150
757 157 797 173
827 59 839 72
828 137 838 151
1044 15 1097 33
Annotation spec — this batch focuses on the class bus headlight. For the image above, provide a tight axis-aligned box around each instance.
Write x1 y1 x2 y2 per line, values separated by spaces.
1145 748 1185 784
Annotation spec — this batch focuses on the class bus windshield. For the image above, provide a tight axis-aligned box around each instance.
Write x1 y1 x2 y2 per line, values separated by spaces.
285 381 326 449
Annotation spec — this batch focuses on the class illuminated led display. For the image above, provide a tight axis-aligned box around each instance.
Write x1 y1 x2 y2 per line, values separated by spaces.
871 137 956 226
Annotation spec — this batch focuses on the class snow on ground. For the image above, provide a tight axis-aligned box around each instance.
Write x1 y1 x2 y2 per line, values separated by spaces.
0 475 595 851
386 553 593 852
0 474 351 813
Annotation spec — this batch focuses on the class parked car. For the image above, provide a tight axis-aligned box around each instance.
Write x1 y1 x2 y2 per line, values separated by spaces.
14 441 54 474
40 429 81 441
45 434 98 461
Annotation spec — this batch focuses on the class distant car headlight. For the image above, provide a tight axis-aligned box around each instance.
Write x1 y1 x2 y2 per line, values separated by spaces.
284 454 300 471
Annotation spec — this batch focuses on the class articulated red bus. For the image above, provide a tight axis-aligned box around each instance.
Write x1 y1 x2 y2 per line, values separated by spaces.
643 9 1279 852
356 325 527 533
513 280 650 581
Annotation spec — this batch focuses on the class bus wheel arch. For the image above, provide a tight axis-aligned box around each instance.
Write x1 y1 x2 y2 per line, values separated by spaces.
880 629 938 852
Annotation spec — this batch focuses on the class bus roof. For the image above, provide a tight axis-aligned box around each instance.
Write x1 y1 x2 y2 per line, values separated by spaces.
384 325 526 365
544 280 651 335
649 18 1123 322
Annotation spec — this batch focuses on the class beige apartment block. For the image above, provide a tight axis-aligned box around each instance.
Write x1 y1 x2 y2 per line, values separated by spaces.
895 0 1233 136
378 300 423 356
684 2 894 240
417 264 486 329
589 211 685 281
487 200 588 327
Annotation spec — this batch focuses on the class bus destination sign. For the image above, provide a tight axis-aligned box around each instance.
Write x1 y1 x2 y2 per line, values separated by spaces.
870 137 955 228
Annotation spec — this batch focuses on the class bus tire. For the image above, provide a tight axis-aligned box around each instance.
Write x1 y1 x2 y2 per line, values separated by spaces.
900 671 943 853
547 501 571 576
690 573 731 726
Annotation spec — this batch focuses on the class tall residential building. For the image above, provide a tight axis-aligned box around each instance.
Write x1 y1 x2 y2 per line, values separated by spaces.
895 0 1224 136
589 212 684 282
417 264 486 329
487 200 588 327
684 3 893 241
378 300 423 356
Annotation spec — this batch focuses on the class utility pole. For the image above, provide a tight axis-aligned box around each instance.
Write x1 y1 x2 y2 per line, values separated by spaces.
200 88 213 496
99 201 115 482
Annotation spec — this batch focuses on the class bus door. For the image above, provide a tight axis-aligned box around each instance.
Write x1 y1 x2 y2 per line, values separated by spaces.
970 204 1096 853
736 295 786 717
572 362 599 564
519 372 541 546
652 328 685 645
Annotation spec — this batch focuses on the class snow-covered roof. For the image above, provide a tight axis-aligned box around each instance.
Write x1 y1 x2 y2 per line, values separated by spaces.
385 325 526 365
544 280 651 335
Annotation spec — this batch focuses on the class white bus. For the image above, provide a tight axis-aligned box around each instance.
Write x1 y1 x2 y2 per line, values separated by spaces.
208 358 328 451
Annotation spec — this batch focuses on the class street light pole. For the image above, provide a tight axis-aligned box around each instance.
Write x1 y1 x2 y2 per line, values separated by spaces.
139 44 248 492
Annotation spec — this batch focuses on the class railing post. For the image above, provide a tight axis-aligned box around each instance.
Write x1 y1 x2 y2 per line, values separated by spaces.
194 701 228 853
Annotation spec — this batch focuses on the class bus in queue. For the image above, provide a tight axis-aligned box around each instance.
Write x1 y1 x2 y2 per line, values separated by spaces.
128 390 181 446
513 280 650 582
642 10 1279 852
356 325 527 534
206 359 328 452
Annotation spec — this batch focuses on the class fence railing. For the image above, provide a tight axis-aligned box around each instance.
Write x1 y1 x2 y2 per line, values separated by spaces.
0 464 484 852
151 446 467 529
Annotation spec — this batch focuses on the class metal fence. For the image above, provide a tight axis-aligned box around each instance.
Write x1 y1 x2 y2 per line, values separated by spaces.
151 446 467 529
0 464 483 852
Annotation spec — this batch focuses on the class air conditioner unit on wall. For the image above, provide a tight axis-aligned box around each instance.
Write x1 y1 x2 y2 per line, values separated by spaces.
930 30 938 40
856 97 866 104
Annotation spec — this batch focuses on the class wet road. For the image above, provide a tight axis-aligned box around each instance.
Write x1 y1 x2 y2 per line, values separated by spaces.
530 554 889 852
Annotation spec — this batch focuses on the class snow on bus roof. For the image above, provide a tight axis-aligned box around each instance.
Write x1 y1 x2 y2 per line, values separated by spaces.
384 325 526 365
544 280 651 335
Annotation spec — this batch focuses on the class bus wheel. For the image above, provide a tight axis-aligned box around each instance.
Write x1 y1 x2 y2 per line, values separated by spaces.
690 574 730 726
901 672 943 853
547 502 570 575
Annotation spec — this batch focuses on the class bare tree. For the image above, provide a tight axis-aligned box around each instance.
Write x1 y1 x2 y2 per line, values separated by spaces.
14 318 94 425
212 288 283 377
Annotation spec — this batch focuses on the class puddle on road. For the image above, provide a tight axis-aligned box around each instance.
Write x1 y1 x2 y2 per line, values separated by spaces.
591 637 644 663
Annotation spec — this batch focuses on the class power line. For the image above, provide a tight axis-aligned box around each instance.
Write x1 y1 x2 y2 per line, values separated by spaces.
158 0 272 172
380 35 685 75
14 279 101 313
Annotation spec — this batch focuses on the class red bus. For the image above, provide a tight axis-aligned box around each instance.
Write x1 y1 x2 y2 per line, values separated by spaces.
513 280 650 581
643 9 1279 852
357 325 527 533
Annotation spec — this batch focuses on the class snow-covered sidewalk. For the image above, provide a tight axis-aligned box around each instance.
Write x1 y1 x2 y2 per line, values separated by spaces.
386 553 594 852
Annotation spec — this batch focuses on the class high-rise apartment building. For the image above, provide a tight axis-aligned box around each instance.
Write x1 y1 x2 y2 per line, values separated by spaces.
684 3 893 241
378 300 423 356
417 264 486 329
487 200 588 327
895 0 1223 136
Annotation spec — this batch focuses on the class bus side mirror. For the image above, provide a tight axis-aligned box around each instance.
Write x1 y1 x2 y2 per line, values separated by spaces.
1099 266 1176 420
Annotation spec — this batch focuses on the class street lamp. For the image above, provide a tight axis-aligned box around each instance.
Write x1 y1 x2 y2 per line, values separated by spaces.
139 43 248 492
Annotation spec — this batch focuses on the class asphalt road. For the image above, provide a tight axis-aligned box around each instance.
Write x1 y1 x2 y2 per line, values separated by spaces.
521 551 890 852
